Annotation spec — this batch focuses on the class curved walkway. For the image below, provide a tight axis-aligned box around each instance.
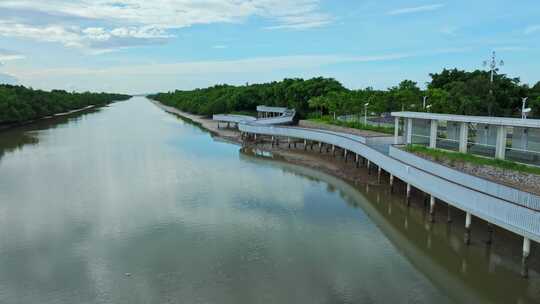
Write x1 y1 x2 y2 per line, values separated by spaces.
214 108 540 249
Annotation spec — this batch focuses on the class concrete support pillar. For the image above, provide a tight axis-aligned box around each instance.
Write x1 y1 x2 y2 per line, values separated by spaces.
288 137 291 148
406 118 413 144
355 154 359 168
332 145 336 156
304 140 307 150
271 136 275 146
447 204 452 223
486 223 493 245
495 125 507 160
406 183 411 205
367 160 371 175
429 195 436 223
319 142 322 153
377 167 382 183
459 122 469 153
394 117 400 145
522 237 531 278
465 212 472 245
429 120 438 149
227 122 230 128
390 174 395 193
344 149 348 161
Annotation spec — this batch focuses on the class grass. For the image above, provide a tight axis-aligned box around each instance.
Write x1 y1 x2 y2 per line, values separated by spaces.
307 116 394 134
405 144 540 175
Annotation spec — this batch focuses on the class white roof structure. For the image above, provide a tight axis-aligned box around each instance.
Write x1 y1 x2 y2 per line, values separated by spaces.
257 105 288 113
392 112 540 128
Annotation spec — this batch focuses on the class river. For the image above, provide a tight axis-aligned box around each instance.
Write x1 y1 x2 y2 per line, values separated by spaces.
0 97 538 303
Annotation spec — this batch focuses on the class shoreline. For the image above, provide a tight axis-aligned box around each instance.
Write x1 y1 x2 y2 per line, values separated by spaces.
152 99 540 275
150 99 375 184
150 99 243 144
0 104 99 132
151 99 540 196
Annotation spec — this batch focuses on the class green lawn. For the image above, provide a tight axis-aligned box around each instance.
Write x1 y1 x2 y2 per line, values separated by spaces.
405 144 540 175
307 116 394 134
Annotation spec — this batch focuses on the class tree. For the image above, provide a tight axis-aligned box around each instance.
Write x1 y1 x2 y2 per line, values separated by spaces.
0 84 130 124
391 80 422 111
308 96 326 117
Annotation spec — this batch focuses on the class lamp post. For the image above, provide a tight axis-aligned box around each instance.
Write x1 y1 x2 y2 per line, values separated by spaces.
483 51 504 84
522 97 531 119
364 102 370 125
483 51 504 116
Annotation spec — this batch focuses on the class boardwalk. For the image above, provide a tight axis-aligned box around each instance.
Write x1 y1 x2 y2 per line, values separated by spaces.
215 106 540 277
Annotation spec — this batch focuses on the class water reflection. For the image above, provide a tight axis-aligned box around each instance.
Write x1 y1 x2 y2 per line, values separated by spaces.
0 107 103 162
0 97 537 304
240 151 540 304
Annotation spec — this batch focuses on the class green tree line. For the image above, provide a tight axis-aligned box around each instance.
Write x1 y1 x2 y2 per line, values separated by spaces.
151 69 540 119
0 84 131 124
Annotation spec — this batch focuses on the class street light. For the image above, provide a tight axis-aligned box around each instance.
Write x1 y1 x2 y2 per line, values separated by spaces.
483 51 504 83
483 51 504 116
364 102 370 125
522 97 531 119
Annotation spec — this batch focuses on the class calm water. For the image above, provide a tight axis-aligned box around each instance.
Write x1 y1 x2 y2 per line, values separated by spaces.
0 97 538 304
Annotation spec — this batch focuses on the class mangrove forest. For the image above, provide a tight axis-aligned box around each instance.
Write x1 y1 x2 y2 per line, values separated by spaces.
0 84 131 125
151 69 540 119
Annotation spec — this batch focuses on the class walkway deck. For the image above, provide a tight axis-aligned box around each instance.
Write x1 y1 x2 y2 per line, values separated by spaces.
213 108 540 259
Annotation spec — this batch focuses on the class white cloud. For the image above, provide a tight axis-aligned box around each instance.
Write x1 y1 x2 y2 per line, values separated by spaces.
6 48 470 93
387 4 445 16
12 54 414 79
0 48 25 62
5 53 412 92
524 25 540 35
0 0 331 51
0 73 19 85
213 45 228 49
0 22 172 53
264 19 331 30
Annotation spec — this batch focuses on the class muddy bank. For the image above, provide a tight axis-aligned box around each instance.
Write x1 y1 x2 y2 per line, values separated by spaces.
151 100 380 184
154 100 539 277
150 99 242 143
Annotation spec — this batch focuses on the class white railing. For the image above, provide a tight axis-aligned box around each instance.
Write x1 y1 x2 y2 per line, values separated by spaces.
214 109 295 126
257 105 288 113
212 114 256 123
238 122 540 243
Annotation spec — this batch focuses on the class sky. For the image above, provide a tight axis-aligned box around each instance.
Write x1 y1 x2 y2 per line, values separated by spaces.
0 0 539 94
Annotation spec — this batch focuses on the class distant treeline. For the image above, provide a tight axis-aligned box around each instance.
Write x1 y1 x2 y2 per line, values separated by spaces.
0 85 131 124
151 69 540 119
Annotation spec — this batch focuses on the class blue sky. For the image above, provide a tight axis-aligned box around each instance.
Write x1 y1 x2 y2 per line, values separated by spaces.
0 0 539 94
